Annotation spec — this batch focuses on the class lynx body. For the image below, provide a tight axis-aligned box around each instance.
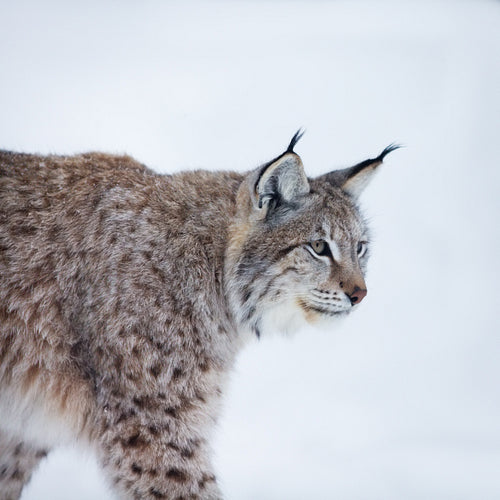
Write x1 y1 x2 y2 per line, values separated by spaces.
0 133 397 499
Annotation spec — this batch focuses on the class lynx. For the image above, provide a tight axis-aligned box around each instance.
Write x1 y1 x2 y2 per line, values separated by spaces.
0 132 397 499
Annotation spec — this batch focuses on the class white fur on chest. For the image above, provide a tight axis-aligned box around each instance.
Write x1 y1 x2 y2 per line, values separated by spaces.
259 299 310 337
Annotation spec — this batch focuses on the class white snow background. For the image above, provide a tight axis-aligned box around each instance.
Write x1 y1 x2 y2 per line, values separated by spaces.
0 0 499 498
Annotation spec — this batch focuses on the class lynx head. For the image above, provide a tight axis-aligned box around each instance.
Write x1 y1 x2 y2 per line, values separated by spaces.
225 131 398 337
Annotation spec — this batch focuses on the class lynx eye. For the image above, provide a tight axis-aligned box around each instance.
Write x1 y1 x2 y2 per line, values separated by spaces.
310 240 329 256
357 241 368 258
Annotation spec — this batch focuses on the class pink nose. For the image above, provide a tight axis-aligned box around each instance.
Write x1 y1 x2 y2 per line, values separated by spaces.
349 286 367 305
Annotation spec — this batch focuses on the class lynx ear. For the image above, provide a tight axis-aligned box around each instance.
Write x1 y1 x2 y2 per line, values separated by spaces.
254 152 310 210
250 130 309 212
320 144 400 199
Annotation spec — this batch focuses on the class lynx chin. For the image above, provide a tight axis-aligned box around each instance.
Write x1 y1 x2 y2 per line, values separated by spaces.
0 131 398 499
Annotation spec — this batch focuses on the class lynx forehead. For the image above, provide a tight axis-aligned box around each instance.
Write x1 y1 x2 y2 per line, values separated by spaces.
0 133 398 499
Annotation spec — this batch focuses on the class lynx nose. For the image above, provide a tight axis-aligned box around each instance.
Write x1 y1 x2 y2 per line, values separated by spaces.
348 286 367 305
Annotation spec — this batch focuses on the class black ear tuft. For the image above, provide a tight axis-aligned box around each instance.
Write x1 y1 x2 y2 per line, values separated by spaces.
378 143 402 162
348 143 402 175
286 129 305 153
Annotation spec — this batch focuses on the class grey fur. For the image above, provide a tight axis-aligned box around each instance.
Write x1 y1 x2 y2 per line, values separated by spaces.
0 137 396 499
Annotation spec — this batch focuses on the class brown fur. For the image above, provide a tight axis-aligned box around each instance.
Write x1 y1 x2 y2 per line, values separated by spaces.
0 139 396 499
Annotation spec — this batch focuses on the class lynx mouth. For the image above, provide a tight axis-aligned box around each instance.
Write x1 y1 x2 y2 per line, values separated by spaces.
298 298 350 318
307 305 341 317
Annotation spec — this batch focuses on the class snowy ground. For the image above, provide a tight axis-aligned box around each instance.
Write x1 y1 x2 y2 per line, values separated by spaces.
1 0 499 498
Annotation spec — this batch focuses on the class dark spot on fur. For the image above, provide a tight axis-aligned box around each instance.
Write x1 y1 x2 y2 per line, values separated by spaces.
35 449 48 459
149 364 161 378
116 408 136 424
151 264 166 282
172 367 183 380
167 441 180 451
10 468 22 480
148 468 158 477
113 355 123 372
13 443 23 456
120 253 132 264
199 358 210 372
0 466 7 478
181 448 194 459
148 425 159 436
69 341 84 359
47 224 62 241
164 407 177 417
158 392 166 400
149 487 165 498
179 395 195 412
12 225 37 236
132 396 146 409
123 432 147 448
166 468 188 483
242 286 252 304
198 473 216 489
131 463 143 474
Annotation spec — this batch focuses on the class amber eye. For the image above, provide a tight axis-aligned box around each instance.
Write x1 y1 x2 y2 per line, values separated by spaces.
310 240 328 256
357 241 367 258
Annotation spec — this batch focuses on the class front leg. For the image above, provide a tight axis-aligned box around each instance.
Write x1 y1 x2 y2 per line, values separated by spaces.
0 430 49 500
96 389 222 500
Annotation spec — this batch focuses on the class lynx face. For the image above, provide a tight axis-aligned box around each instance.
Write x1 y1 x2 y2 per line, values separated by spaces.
226 132 398 337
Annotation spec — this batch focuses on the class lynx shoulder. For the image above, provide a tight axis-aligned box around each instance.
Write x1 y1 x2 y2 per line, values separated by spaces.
0 134 398 499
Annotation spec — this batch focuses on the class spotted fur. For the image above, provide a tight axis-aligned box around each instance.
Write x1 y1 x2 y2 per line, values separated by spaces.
0 135 397 499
